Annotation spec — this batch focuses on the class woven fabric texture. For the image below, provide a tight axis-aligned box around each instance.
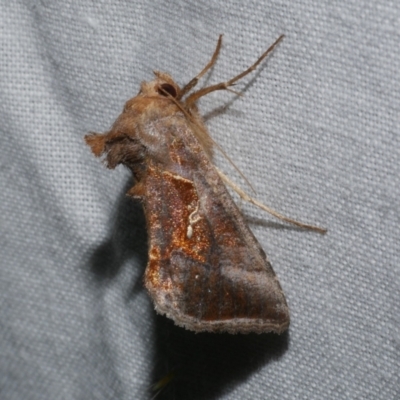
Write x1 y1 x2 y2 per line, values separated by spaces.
1 1 399 399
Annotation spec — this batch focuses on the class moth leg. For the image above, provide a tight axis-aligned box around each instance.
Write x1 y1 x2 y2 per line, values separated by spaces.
185 35 284 107
179 35 223 99
127 181 145 199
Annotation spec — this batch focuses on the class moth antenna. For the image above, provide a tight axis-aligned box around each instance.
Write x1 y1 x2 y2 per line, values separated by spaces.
207 135 257 194
179 34 223 99
150 371 175 400
225 87 244 97
185 34 285 106
216 167 327 234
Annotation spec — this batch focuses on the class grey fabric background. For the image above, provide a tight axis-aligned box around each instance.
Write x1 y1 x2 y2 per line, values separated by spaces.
1 1 399 399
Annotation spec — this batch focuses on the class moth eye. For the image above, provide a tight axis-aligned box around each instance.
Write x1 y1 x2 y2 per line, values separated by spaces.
157 83 177 98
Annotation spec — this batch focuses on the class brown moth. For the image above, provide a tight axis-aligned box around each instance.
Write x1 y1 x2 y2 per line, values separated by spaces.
85 35 325 334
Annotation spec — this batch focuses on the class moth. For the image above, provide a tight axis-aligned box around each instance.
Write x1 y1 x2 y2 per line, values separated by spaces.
85 35 325 334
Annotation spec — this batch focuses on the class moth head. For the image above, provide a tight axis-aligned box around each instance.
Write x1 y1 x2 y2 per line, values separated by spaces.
138 71 181 100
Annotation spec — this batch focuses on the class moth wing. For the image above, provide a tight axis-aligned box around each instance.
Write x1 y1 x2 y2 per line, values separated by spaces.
143 125 290 334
